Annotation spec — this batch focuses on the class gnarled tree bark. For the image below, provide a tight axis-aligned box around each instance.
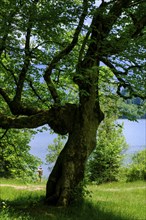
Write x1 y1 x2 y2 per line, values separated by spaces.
46 104 104 206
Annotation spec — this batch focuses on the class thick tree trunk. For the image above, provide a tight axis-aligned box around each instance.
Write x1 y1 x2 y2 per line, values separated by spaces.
46 107 103 206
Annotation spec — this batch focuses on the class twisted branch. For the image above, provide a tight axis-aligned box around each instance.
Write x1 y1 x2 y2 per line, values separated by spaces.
100 57 146 99
44 0 88 103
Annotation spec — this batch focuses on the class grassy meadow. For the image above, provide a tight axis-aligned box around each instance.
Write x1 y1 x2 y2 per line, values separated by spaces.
0 179 145 220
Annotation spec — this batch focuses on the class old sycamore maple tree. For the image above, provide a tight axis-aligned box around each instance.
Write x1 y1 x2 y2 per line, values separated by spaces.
0 0 146 206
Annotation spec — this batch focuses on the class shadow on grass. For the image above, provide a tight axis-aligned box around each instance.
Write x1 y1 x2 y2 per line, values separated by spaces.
0 194 136 220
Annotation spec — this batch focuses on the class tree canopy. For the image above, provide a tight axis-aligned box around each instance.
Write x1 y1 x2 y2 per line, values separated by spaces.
0 0 145 128
0 0 146 206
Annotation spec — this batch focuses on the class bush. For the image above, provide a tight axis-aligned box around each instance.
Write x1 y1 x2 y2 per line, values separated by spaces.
125 149 146 182
86 118 128 184
0 129 42 181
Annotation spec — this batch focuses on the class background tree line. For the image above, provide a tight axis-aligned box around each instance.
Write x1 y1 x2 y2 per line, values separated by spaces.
0 128 42 182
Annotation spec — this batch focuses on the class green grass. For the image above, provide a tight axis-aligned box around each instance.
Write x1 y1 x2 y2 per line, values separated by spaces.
0 177 47 186
0 179 146 220
87 181 146 220
0 177 28 185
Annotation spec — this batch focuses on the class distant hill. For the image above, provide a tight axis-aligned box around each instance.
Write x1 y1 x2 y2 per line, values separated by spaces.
120 97 146 119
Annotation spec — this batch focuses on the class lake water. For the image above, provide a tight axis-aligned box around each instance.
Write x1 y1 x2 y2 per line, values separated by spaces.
118 119 146 153
29 119 146 178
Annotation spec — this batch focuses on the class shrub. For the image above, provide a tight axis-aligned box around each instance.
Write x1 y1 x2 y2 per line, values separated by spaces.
126 149 146 181
86 118 128 184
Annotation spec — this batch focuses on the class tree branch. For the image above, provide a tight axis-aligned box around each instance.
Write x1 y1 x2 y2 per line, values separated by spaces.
100 57 128 86
0 87 43 117
129 0 146 7
0 104 78 134
78 28 91 63
81 0 132 65
44 0 88 103
100 57 146 99
0 61 18 85
0 128 9 140
0 111 49 129
0 88 42 116
0 9 17 57
96 0 131 37
0 88 12 107
132 15 146 37
13 23 32 104
12 0 39 106
0 35 8 57
26 78 48 104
